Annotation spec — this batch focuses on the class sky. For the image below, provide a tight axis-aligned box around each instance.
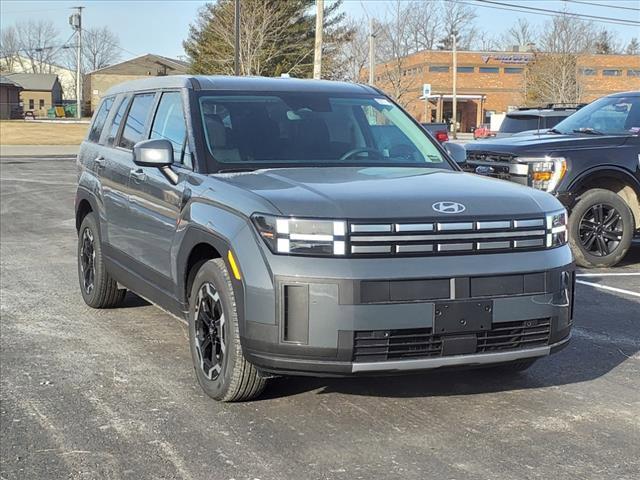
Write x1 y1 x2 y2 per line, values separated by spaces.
1 0 639 61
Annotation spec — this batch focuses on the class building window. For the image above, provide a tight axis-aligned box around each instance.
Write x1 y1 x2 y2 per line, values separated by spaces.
457 66 474 73
602 69 622 76
580 68 596 76
479 66 499 73
29 99 34 110
628 69 640 77
504 67 523 74
429 65 449 73
39 99 45 109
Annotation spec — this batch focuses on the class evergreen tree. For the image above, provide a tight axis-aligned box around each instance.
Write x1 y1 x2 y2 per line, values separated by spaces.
183 0 352 79
626 38 639 56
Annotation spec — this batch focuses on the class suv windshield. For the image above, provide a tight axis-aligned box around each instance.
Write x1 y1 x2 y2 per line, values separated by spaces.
198 92 450 169
552 95 640 135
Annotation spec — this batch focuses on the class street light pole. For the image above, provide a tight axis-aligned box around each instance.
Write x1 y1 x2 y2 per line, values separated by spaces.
368 18 375 85
313 0 323 79
69 6 83 119
451 32 457 139
234 0 240 75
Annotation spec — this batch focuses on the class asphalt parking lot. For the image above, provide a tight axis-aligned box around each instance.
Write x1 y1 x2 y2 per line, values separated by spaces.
1 156 639 480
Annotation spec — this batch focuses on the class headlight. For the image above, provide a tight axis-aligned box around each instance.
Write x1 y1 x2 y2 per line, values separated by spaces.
546 209 568 247
519 156 567 192
252 214 346 256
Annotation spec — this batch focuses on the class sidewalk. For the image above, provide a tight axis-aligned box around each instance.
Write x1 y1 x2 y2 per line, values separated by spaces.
0 145 79 157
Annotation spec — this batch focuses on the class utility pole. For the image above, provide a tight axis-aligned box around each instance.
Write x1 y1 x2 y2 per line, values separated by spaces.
368 18 375 85
451 32 458 139
234 0 240 75
69 6 83 119
313 0 323 79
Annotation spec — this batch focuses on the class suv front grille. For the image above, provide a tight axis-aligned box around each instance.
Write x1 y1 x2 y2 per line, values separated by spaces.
466 152 515 164
349 217 546 256
353 319 551 362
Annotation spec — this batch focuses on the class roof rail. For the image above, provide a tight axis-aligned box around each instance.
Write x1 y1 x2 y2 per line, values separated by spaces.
516 102 587 111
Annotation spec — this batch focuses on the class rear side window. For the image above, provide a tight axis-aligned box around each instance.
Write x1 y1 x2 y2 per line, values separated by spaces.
106 98 129 146
499 115 539 133
150 92 190 166
88 97 114 143
119 93 155 150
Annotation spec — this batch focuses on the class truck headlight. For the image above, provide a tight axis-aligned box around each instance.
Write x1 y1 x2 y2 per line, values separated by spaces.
546 209 568 247
519 156 567 192
252 214 346 256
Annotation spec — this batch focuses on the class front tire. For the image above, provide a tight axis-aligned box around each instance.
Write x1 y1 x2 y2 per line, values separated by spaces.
568 189 634 268
188 258 266 402
77 212 126 308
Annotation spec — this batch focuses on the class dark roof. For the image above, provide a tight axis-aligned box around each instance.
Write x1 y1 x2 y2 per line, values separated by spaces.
104 74 377 96
3 73 59 91
608 90 640 97
0 75 23 89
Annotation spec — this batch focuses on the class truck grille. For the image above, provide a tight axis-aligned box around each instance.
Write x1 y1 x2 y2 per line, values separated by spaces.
466 152 515 163
349 217 546 256
353 319 551 362
463 151 528 185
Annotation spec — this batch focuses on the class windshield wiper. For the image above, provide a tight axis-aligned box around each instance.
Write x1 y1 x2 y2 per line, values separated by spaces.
547 128 562 134
573 127 603 135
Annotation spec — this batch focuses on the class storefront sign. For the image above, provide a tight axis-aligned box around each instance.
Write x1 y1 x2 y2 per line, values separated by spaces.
481 54 533 64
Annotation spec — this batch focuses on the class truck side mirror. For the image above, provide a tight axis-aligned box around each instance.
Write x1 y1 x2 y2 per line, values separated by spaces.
133 139 174 167
443 142 466 164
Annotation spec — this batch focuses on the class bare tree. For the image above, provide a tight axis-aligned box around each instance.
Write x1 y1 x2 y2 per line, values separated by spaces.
407 0 441 52
437 0 478 50
12 20 60 73
501 18 537 50
83 27 121 72
337 19 369 82
0 26 20 71
525 13 596 105
376 0 419 107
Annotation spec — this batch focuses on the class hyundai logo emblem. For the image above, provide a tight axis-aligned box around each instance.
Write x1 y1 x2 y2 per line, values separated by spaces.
432 201 466 214
475 165 495 175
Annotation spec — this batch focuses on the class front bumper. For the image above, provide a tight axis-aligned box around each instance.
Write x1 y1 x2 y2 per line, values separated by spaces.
241 261 575 377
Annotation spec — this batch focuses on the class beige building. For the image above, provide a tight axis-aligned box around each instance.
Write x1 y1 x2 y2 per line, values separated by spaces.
84 54 189 113
0 56 76 100
2 73 63 118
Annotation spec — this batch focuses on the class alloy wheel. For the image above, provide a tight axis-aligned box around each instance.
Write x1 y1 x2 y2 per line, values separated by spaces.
80 227 96 294
578 203 623 257
194 282 226 380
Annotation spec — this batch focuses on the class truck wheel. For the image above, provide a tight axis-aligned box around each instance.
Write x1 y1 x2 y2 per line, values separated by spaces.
569 189 634 268
188 258 266 402
77 213 126 308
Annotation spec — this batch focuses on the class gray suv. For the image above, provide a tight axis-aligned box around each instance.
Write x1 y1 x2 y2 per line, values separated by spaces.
76 76 574 401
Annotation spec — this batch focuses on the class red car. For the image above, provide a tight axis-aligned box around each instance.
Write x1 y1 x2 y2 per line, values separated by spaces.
473 123 495 140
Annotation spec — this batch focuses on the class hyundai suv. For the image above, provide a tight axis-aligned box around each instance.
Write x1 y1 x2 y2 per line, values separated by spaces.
76 76 574 401
466 92 640 268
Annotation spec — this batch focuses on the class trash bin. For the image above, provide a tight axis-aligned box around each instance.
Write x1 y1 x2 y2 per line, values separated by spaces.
64 104 77 118
47 108 56 118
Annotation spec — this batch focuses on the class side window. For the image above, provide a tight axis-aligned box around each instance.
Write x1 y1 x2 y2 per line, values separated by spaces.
119 93 155 150
88 97 114 143
150 92 190 166
106 97 130 146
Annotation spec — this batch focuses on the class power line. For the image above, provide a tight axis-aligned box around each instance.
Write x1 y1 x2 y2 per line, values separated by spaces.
468 0 640 26
564 0 640 13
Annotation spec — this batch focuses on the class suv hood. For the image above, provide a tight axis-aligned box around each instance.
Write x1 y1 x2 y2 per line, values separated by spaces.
466 133 629 154
215 166 560 218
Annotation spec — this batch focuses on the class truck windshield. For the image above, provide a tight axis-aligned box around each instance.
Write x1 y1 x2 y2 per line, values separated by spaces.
197 92 450 168
499 115 539 133
552 95 640 136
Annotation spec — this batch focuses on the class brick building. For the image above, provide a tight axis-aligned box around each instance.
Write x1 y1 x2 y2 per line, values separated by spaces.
370 50 640 132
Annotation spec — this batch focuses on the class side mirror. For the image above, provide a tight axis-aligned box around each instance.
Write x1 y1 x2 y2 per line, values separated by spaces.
443 142 466 164
133 139 174 167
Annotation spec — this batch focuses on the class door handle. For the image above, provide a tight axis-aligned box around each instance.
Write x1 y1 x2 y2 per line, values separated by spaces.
130 168 147 183
94 156 105 169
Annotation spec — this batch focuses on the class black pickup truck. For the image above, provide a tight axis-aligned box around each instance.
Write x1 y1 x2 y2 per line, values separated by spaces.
465 91 640 268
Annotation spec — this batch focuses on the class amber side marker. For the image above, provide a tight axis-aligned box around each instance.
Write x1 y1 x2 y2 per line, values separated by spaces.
227 250 242 280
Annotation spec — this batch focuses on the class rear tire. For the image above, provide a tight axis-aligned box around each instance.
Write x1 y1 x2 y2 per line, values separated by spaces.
568 189 634 268
188 258 266 402
77 212 126 308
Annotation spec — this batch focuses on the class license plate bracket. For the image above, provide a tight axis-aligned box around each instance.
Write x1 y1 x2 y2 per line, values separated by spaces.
434 300 492 334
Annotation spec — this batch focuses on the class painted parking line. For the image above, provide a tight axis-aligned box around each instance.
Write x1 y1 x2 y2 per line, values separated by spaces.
576 279 640 298
576 273 640 277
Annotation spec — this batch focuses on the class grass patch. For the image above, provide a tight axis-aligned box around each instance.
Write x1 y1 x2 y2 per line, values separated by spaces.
0 120 88 145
